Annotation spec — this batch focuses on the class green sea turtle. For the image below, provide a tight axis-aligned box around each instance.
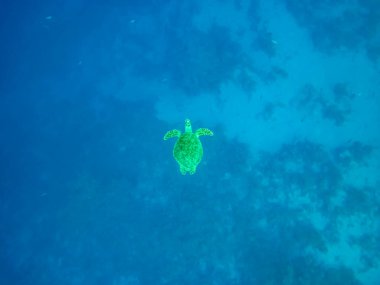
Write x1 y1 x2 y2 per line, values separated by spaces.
164 119 213 175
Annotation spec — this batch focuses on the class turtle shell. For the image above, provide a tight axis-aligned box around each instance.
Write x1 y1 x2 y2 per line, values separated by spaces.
173 133 203 172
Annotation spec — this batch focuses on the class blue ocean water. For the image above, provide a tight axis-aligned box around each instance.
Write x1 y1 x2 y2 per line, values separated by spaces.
1 0 379 284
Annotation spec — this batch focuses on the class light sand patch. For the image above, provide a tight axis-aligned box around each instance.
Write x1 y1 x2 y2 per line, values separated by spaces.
310 213 380 284
155 0 380 153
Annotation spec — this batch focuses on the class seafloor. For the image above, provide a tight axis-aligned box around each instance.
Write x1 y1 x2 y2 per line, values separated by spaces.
0 0 379 284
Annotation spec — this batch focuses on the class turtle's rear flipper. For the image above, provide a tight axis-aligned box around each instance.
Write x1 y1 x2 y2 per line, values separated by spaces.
195 128 213 137
164 129 181 140
189 166 197 175
180 165 187 175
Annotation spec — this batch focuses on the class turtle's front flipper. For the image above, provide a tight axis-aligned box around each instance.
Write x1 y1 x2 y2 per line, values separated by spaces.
163 129 181 140
195 128 213 137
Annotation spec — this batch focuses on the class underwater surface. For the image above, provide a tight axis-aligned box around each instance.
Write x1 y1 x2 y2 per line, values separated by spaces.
0 0 379 284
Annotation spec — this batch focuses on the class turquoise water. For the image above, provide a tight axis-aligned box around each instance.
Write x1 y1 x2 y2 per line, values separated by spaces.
1 1 379 284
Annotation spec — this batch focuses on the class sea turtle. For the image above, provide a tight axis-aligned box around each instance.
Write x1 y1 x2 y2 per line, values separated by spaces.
164 119 213 175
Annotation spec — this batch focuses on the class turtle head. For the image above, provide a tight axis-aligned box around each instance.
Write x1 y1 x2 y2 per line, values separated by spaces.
185 118 192 133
